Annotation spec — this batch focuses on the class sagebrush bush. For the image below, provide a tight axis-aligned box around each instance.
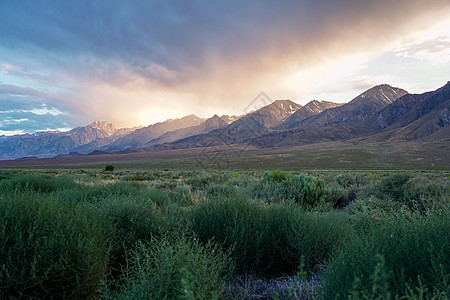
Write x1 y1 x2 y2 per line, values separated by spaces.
0 170 11 180
204 183 239 198
0 174 76 194
359 174 449 217
270 169 289 182
322 215 450 299
185 172 222 190
0 192 110 299
96 194 185 280
251 173 347 207
335 173 356 188
105 234 234 299
190 194 352 275
347 254 449 300
104 165 115 172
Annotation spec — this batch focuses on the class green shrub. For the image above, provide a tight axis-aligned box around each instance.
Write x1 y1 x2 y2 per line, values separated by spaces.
96 188 189 279
169 184 195 206
106 234 234 299
204 183 239 198
64 180 145 203
0 170 11 180
347 255 448 300
105 165 115 172
97 196 166 276
252 173 347 208
191 195 352 275
270 169 289 182
361 174 410 201
359 174 449 217
0 192 110 299
0 175 76 194
322 216 450 299
336 173 356 188
132 175 144 181
185 173 222 190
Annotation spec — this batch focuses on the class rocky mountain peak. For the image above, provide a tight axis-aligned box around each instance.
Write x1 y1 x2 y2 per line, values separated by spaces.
268 100 302 114
87 121 117 135
350 84 408 107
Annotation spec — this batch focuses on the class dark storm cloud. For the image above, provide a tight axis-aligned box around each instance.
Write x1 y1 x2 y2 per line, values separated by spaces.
1 0 448 87
0 0 449 132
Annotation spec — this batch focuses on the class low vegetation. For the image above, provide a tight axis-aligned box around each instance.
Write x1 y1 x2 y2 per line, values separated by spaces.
0 168 448 299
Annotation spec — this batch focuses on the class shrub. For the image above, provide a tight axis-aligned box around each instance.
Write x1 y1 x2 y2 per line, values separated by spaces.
347 255 449 299
359 174 449 217
361 174 410 202
96 187 190 279
190 195 352 275
252 173 347 208
97 196 166 277
105 165 115 172
185 173 222 190
204 183 239 198
270 169 289 182
322 216 450 299
132 175 144 181
106 234 234 299
169 184 195 206
65 180 145 203
0 193 110 299
336 173 356 188
0 174 76 194
0 170 11 180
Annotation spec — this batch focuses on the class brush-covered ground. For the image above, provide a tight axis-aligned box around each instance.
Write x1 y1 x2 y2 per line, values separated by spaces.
0 168 448 299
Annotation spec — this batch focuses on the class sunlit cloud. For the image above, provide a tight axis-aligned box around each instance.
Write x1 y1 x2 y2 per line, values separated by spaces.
0 129 25 136
0 0 449 133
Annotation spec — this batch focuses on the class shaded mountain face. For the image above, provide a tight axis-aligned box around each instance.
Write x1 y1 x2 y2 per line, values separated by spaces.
298 84 408 128
164 100 303 148
102 114 205 151
362 81 450 141
249 83 450 148
145 115 229 146
0 121 122 159
72 126 141 154
162 86 406 150
277 100 343 130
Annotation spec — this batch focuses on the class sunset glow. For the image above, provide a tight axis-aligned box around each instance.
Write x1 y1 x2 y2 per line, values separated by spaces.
1 1 449 134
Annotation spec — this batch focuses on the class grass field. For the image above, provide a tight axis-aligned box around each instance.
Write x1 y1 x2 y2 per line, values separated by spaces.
0 167 448 299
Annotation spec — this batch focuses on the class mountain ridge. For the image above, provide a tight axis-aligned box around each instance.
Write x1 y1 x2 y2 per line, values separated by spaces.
0 82 449 160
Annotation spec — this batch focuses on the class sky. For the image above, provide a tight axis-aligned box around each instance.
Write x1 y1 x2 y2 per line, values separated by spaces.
1 0 450 135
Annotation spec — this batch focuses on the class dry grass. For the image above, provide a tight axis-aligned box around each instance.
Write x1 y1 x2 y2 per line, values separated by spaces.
224 273 322 300
0 140 448 170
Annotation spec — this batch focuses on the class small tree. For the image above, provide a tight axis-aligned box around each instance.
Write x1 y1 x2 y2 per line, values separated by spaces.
104 165 115 172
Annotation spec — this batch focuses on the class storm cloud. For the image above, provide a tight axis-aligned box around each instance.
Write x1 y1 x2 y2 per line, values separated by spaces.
0 0 449 132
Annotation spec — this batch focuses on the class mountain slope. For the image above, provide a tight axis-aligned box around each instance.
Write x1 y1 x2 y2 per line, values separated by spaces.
297 84 408 128
360 81 450 142
277 100 343 130
72 126 142 154
250 83 450 148
145 115 230 146
163 100 303 148
0 121 121 159
102 114 205 151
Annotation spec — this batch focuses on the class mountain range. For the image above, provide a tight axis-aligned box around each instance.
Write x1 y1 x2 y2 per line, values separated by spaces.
0 82 449 160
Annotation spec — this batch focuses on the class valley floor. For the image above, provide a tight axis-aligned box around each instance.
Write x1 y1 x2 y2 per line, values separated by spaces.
0 140 448 170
